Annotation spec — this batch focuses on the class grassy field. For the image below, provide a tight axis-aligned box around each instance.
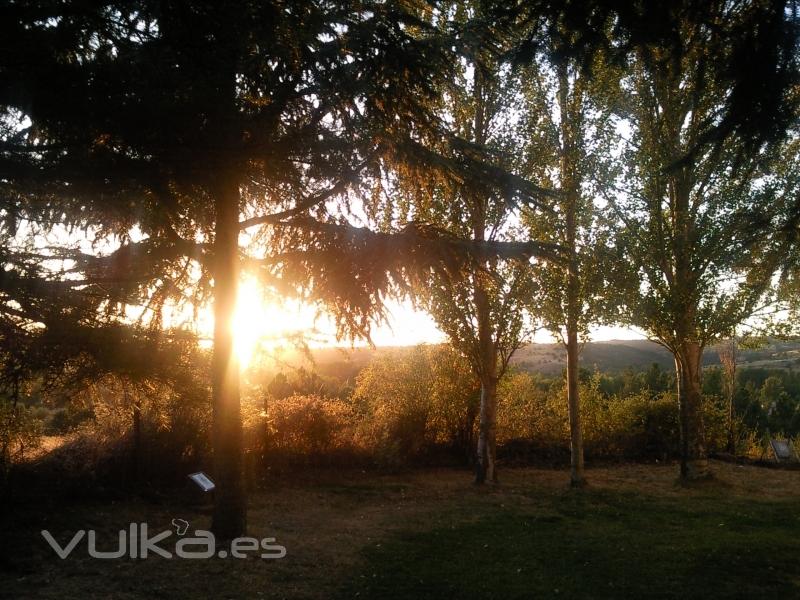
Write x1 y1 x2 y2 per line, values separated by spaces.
2 461 800 599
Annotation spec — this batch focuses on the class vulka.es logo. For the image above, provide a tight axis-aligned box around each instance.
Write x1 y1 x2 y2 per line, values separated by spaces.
41 522 287 560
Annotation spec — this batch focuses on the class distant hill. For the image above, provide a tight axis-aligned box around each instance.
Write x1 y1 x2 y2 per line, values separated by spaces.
512 339 675 375
512 339 800 375
281 339 800 379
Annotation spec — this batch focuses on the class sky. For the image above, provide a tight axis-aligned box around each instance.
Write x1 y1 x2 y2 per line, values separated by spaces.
365 300 646 346
229 282 646 352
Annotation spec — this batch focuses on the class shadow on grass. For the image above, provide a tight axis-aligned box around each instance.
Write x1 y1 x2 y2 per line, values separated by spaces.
339 488 800 599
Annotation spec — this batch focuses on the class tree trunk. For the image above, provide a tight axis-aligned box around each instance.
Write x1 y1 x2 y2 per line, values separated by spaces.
0 433 9 499
726 391 736 455
210 174 247 538
566 330 586 487
557 60 587 488
475 375 498 484
470 66 500 485
675 342 710 480
473 261 498 484
718 341 737 454
473 264 498 484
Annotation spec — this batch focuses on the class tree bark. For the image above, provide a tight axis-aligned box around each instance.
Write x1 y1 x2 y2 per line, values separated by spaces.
566 329 585 487
210 173 247 538
719 341 737 454
675 342 710 480
473 255 498 484
473 282 499 484
475 375 498 484
726 386 736 455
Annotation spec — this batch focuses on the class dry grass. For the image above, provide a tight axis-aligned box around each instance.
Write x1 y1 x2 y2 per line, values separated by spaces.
2 460 800 599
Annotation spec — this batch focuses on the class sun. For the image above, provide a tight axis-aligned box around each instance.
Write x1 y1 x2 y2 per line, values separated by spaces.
232 279 280 369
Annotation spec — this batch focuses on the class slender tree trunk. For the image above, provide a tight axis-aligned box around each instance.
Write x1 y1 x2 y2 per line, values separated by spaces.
719 341 737 454
558 61 587 488
566 329 585 487
262 395 270 460
0 432 9 498
132 404 141 456
1 376 20 498
472 239 498 484
675 342 709 480
473 285 499 484
210 173 247 538
475 375 498 484
473 258 498 484
726 390 736 455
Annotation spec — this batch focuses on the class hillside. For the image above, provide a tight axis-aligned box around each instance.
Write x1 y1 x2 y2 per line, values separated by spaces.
294 339 800 378
514 339 800 374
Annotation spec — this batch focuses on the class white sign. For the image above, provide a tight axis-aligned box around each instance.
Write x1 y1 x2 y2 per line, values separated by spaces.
188 472 216 492
770 439 795 461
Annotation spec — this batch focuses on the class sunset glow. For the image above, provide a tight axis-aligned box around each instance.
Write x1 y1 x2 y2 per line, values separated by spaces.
231 279 286 368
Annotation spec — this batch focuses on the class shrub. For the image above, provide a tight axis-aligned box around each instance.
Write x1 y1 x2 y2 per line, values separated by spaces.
497 371 730 461
497 371 565 449
351 345 479 465
260 394 358 461
0 399 43 474
30 375 211 490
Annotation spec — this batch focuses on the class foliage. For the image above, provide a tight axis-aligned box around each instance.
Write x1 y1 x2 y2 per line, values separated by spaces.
519 42 619 342
0 398 43 475
352 345 479 465
607 10 790 349
497 369 729 460
260 394 358 462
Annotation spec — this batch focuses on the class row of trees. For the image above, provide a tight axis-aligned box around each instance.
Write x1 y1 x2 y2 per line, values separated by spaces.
2 1 800 536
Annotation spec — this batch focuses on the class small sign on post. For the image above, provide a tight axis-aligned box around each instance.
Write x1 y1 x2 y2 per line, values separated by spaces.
188 471 216 492
770 439 797 463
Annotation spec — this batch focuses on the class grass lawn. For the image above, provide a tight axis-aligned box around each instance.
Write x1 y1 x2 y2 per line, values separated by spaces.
2 461 799 599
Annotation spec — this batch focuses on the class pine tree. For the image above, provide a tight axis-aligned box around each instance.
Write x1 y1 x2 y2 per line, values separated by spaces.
0 0 467 535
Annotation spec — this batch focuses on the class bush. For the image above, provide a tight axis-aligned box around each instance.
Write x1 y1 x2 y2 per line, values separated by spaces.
20 345 748 484
351 345 479 466
497 371 729 462
0 400 43 473
28 375 210 491
497 371 566 450
259 394 358 463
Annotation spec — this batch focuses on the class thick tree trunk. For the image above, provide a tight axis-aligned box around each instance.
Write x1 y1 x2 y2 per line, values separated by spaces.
210 174 247 538
675 342 709 480
475 375 498 484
